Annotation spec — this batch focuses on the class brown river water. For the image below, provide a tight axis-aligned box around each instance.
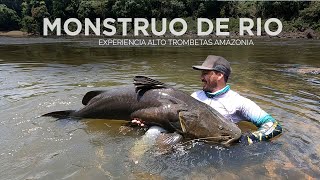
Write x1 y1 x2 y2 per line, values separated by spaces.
0 37 319 179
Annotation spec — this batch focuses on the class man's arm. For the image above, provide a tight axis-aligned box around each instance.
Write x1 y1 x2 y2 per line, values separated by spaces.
239 97 282 144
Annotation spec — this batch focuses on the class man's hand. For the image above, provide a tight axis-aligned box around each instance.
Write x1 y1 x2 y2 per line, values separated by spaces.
239 132 259 145
131 118 146 127
239 121 283 145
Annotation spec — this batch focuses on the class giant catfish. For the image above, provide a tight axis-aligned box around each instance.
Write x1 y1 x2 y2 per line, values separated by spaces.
43 76 242 145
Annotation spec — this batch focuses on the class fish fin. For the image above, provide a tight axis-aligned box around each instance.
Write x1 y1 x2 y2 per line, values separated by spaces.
82 90 105 105
166 110 191 134
133 76 167 92
42 110 75 118
155 132 183 153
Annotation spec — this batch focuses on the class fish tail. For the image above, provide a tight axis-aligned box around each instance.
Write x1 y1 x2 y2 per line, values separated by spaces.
42 110 75 118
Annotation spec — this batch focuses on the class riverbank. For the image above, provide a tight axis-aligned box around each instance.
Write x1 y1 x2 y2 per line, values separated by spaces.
0 31 30 37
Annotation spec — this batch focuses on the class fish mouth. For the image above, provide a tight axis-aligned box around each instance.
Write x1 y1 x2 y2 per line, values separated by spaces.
177 112 241 145
195 135 239 145
178 111 187 133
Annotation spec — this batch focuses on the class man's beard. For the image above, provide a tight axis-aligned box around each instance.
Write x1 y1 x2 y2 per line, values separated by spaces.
202 80 217 92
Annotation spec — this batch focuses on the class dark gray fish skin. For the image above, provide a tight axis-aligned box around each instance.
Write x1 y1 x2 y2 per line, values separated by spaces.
43 77 242 145
73 85 182 130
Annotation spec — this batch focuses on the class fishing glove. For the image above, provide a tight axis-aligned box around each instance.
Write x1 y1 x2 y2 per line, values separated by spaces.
239 121 282 145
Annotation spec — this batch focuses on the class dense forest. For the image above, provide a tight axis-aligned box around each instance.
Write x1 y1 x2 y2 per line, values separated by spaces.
0 0 319 35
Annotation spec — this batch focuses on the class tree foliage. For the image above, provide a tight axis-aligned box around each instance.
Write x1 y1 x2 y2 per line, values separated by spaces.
0 0 319 33
0 0 23 15
20 0 49 34
0 4 20 30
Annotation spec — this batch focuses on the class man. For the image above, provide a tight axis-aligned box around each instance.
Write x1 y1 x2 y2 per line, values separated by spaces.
133 55 282 145
191 55 282 144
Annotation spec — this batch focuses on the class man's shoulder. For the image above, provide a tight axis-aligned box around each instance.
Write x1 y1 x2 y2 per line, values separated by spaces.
225 89 241 98
227 89 259 108
191 90 204 96
191 90 207 100
223 89 250 102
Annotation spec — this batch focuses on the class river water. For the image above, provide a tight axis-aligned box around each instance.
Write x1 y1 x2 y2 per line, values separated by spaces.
0 37 319 179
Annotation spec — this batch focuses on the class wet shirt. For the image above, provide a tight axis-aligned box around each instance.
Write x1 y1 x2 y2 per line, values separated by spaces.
191 85 282 142
191 85 275 127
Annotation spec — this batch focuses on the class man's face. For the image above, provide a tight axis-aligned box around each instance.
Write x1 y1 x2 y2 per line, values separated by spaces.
200 70 218 92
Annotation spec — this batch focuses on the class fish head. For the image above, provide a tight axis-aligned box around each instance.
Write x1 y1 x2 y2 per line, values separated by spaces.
178 106 242 145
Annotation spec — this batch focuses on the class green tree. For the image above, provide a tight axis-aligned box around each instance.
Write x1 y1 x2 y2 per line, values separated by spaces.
77 0 114 20
162 0 186 18
256 1 308 21
300 1 320 31
21 0 49 34
184 0 201 17
112 0 152 18
300 2 320 24
0 0 319 34
237 2 258 18
219 1 238 17
0 0 23 16
196 1 224 18
0 4 20 30
51 0 79 20
195 3 206 17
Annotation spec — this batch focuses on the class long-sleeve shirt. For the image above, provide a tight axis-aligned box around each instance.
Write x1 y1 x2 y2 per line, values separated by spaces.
191 85 282 142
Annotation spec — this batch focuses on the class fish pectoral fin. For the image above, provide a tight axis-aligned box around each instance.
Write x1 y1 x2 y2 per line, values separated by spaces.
155 132 183 152
133 76 167 92
82 90 106 105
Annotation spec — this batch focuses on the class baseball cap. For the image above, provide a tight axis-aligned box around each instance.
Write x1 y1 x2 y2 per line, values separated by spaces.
192 55 231 78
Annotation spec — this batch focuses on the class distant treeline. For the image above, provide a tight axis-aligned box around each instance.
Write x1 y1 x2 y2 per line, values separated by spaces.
0 0 319 35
